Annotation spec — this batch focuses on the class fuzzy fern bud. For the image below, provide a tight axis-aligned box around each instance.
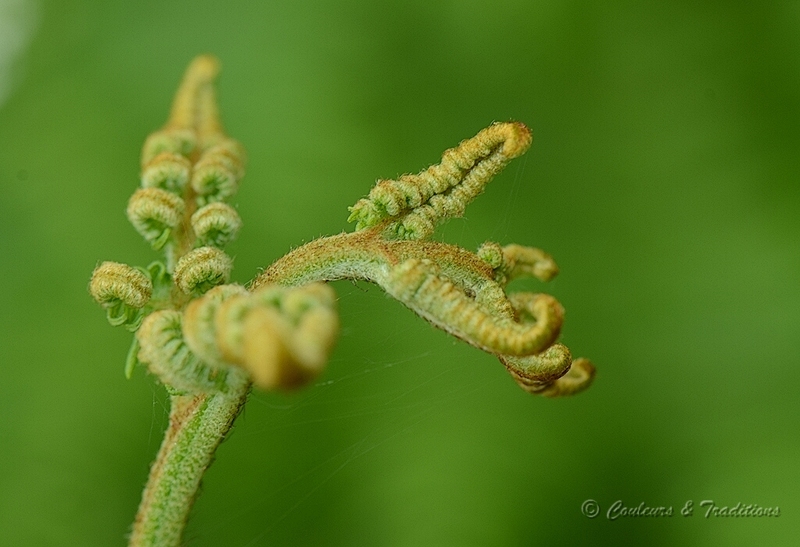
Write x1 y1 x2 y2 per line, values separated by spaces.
136 310 243 394
216 283 338 390
89 261 152 329
191 202 242 247
127 188 186 250
141 152 192 193
479 242 559 285
182 284 249 368
173 246 233 295
190 143 245 204
141 129 196 167
384 258 564 357
182 283 339 390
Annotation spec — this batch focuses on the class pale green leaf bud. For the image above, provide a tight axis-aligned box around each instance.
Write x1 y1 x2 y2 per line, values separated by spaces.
478 242 559 285
173 246 233 294
90 261 152 308
141 129 196 167
182 284 248 367
127 188 185 250
503 350 595 397
501 244 559 283
191 202 242 247
190 283 339 391
141 152 192 193
476 241 504 269
137 310 238 394
191 162 237 204
191 143 244 204
199 137 246 179
384 258 563 357
89 261 152 329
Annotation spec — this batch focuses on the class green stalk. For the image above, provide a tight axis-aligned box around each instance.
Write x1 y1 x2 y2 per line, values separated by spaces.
129 374 250 547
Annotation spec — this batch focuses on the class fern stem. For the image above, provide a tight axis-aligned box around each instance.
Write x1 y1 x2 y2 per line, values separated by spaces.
128 373 249 547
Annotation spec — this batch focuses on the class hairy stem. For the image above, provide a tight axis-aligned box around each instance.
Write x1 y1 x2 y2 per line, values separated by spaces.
252 228 494 290
129 372 250 547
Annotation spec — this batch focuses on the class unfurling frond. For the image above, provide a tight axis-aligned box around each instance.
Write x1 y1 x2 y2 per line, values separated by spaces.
92 56 596 547
191 202 242 247
136 309 243 395
173 247 233 295
255 121 593 397
182 283 339 390
90 261 152 329
191 153 239 204
478 242 559 285
348 122 532 240
127 188 185 250
141 153 192 193
90 261 152 309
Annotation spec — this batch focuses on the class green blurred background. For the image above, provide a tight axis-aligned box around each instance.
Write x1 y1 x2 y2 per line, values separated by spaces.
1 1 798 545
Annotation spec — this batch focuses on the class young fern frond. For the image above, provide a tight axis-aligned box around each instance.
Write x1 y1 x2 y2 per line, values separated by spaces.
253 121 594 397
348 121 532 239
191 202 242 246
88 55 596 547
